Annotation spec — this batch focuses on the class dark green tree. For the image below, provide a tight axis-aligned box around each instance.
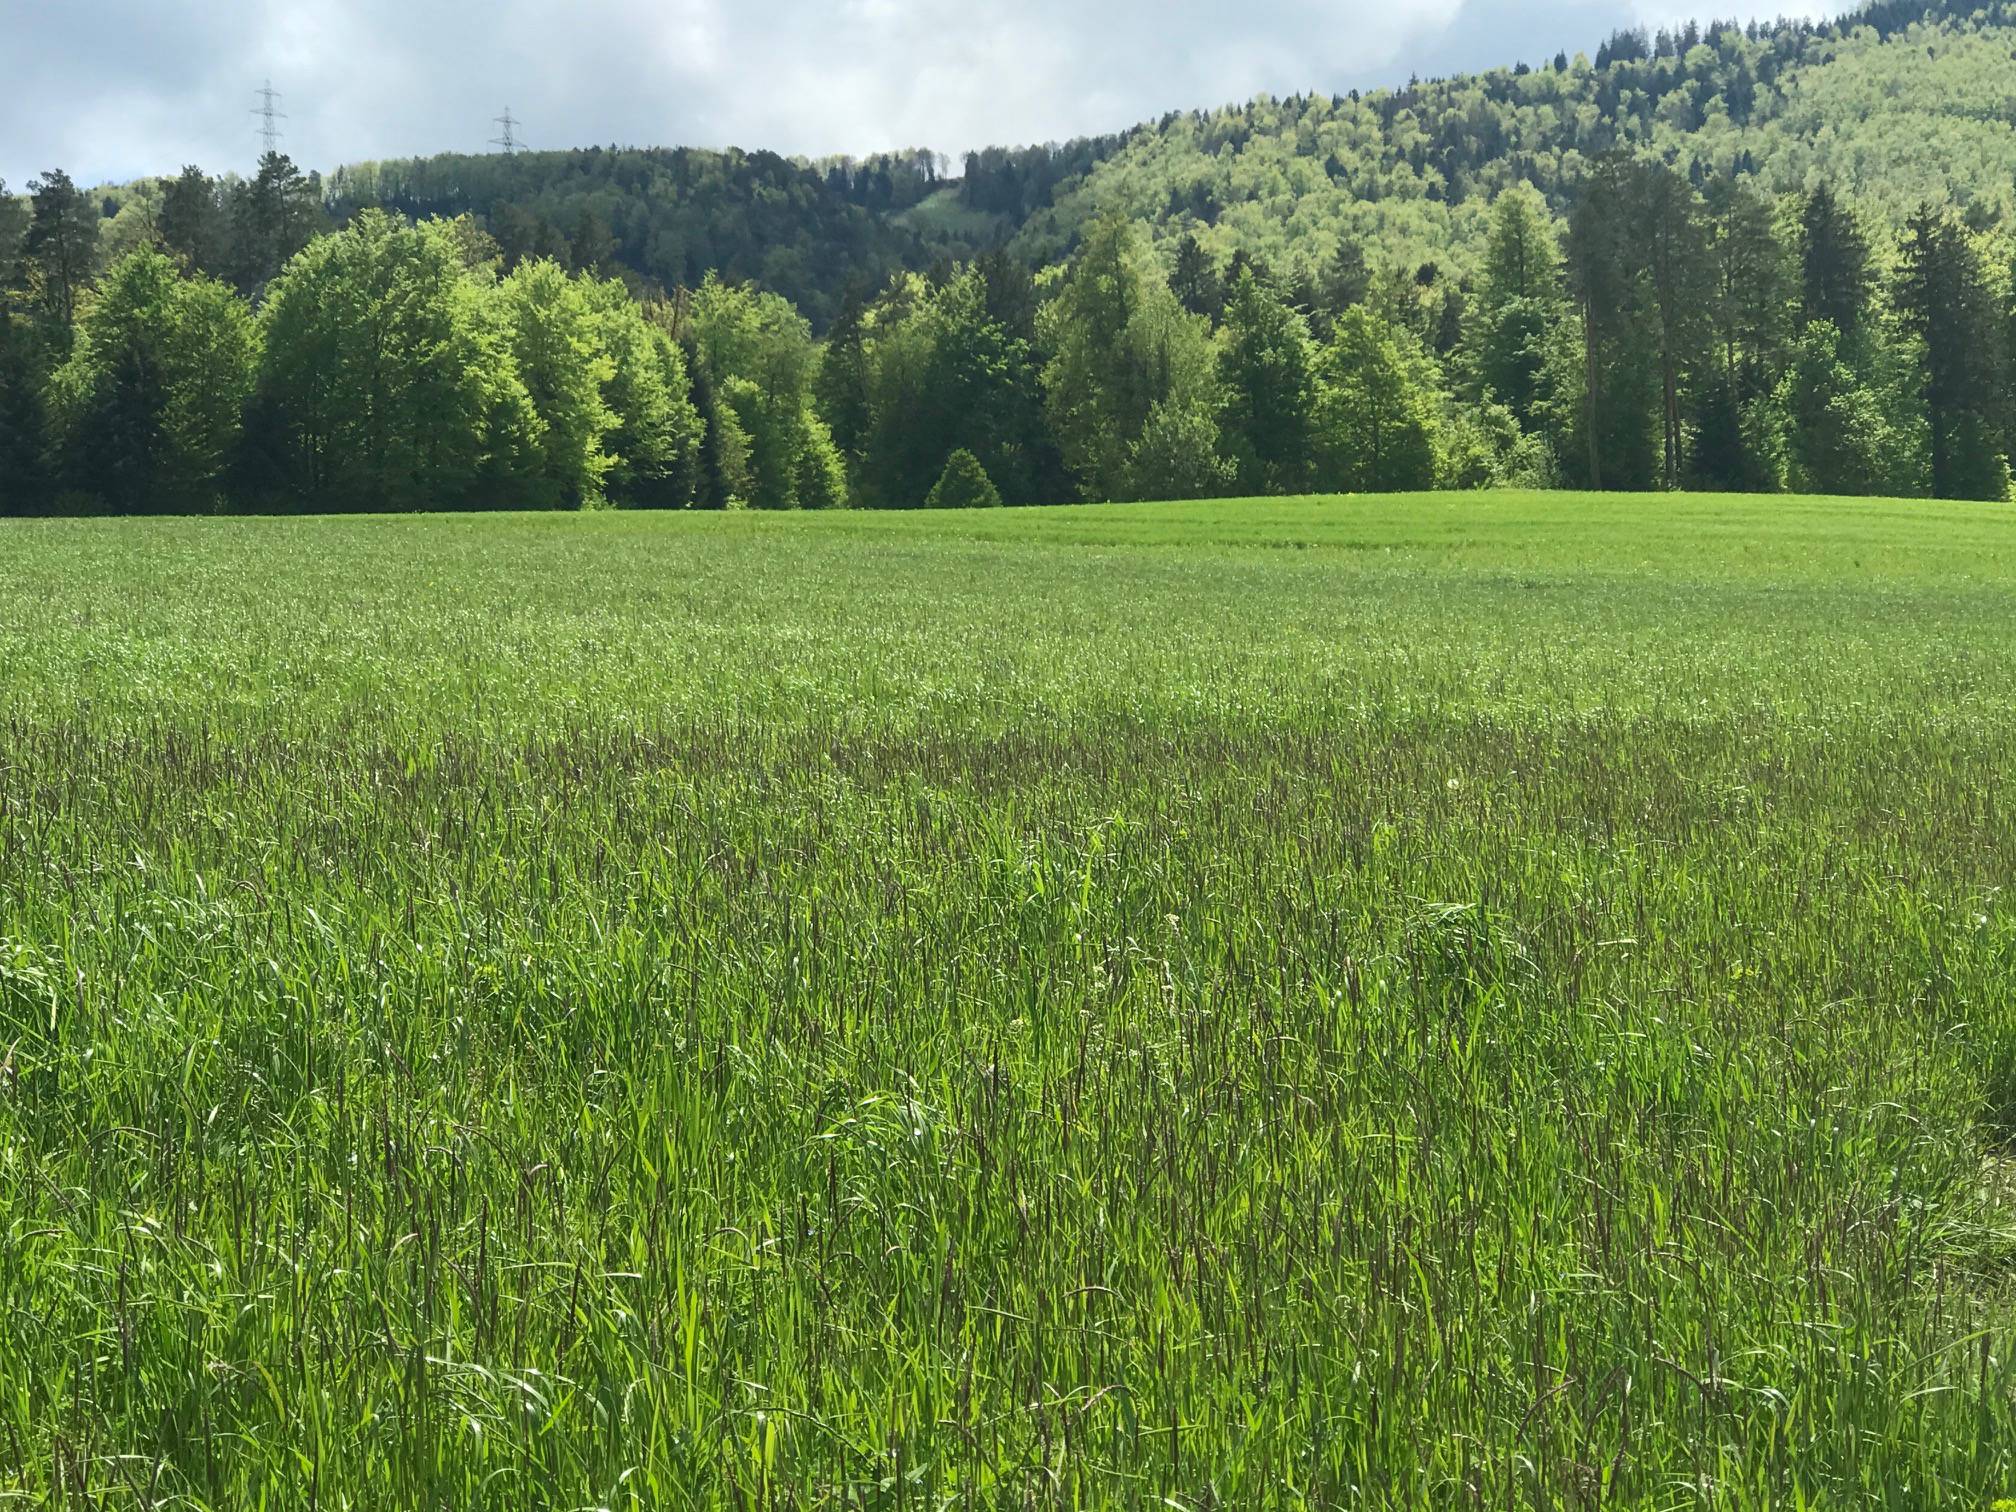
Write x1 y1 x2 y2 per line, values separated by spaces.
0 313 53 514
1696 178 1792 490
158 166 226 275
1895 205 2008 500
813 284 872 487
1564 156 1658 490
1798 184 1870 341
1171 233 1221 321
20 169 99 337
46 248 257 512
230 152 321 295
1216 265 1318 494
1635 161 1713 488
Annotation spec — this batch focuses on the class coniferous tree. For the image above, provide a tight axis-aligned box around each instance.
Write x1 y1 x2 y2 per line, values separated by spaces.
1298 238 1371 336
0 179 24 271
1635 161 1713 488
1697 178 1792 490
20 169 98 338
1799 185 1871 341
925 448 1002 508
1565 156 1658 490
814 284 873 489
1895 205 2008 500
0 312 53 515
1216 265 1318 494
230 153 321 296
157 167 226 276
1172 234 1221 321
682 343 753 508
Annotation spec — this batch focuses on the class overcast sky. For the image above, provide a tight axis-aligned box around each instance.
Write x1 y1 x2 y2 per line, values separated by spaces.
3 0 1830 190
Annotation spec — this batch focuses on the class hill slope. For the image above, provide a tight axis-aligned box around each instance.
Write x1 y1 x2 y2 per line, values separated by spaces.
316 0 2016 300
1012 0 2016 286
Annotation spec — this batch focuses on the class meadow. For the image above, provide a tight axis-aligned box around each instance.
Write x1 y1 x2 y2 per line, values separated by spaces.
4 490 2016 1507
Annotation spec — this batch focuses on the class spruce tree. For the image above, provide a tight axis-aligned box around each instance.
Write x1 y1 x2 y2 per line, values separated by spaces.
1895 205 2008 500
1799 185 1870 341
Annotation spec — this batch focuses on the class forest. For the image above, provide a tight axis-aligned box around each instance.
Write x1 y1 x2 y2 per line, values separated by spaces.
5 0 2016 513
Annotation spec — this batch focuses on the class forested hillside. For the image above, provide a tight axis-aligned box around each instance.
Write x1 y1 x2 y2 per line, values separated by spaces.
9 0 2016 516
325 147 946 327
1013 0 2016 287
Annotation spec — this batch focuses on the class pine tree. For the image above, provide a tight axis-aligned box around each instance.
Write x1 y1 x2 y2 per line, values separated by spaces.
20 169 98 337
1635 161 1712 488
1697 178 1792 490
1565 156 1658 490
230 153 320 295
1172 234 1221 321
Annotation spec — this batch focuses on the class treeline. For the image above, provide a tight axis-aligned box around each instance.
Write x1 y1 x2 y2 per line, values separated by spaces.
326 146 924 327
3 145 2014 514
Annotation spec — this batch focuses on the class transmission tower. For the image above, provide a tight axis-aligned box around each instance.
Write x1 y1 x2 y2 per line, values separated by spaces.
490 107 523 154
251 79 287 155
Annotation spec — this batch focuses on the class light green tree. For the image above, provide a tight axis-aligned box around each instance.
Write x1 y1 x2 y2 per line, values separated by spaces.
1466 186 1563 429
249 210 539 510
688 274 838 507
1313 306 1443 492
495 259 618 507
587 287 703 507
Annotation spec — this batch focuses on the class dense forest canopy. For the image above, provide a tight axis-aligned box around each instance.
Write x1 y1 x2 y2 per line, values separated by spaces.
8 0 2016 515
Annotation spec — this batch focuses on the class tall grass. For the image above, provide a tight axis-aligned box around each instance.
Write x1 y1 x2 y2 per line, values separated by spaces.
2 493 2015 1506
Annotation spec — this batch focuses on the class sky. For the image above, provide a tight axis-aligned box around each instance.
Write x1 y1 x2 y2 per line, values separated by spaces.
2 0 1831 190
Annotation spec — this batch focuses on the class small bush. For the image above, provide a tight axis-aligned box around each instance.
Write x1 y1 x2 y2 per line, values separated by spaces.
925 449 1002 509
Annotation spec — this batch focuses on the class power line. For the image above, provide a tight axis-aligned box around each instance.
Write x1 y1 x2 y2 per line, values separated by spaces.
490 107 524 154
252 79 287 155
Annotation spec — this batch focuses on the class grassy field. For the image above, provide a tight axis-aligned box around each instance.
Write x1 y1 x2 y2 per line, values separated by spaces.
4 490 2016 1507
